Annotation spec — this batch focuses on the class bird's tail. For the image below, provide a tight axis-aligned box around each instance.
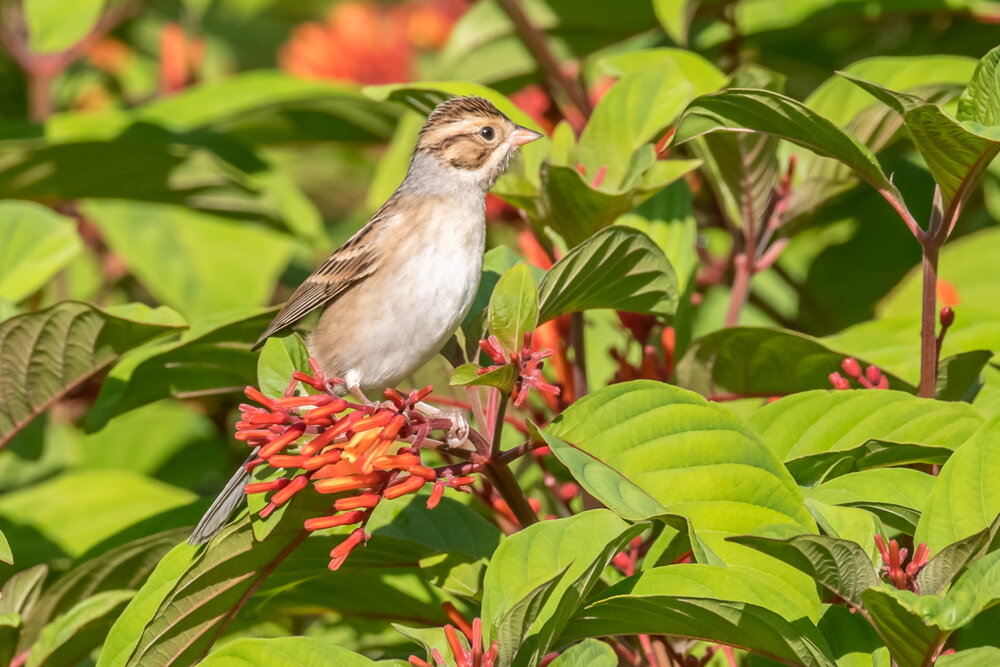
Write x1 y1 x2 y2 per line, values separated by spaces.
188 449 257 545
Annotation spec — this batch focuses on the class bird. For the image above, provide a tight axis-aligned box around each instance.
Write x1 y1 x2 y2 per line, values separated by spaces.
189 96 543 544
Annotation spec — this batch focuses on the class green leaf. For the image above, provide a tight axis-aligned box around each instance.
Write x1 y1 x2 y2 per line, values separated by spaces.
0 530 10 565
575 63 696 186
792 55 974 218
861 586 950 667
83 200 294 324
678 328 916 400
199 638 377 666
0 564 48 617
597 49 726 99
480 510 643 666
652 0 695 45
544 381 818 614
814 603 889 667
87 309 275 431
27 590 135 667
548 638 616 667
937 647 1000 666
809 468 935 534
749 390 982 484
537 227 678 322
917 515 1000 595
839 73 1000 216
675 88 897 198
257 333 311 398
511 159 699 248
730 534 878 607
937 350 993 401
915 416 1000 553
957 45 1000 128
18 529 187 653
0 201 81 303
0 471 195 560
690 66 785 230
97 503 314 667
488 264 538 355
24 0 104 53
561 564 835 666
0 301 184 446
450 362 517 393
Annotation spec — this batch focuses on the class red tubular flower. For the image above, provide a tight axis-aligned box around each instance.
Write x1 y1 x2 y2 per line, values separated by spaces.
842 357 862 378
329 528 368 570
236 364 487 570
383 476 427 499
427 481 446 509
304 511 366 531
875 535 930 592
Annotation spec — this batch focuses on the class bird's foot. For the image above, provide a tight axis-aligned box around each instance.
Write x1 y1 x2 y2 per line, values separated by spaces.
413 401 470 447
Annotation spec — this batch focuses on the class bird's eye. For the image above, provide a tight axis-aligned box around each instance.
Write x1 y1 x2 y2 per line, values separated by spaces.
479 126 495 141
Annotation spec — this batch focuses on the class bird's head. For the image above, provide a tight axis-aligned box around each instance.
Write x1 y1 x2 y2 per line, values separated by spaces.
413 96 543 191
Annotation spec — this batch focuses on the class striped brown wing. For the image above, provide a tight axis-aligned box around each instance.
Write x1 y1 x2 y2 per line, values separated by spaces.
253 230 380 348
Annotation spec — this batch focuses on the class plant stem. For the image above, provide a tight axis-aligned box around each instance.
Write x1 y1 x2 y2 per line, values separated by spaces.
483 461 538 527
918 243 940 398
490 395 508 458
493 0 593 119
570 311 589 398
725 253 751 327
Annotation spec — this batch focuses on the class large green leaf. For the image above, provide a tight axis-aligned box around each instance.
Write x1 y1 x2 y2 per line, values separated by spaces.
537 227 678 322
749 390 982 484
95 501 318 667
861 586 949 667
83 200 294 324
27 590 135 667
0 472 194 563
199 638 377 666
674 88 897 199
730 534 878 608
561 564 835 666
24 0 104 53
547 638 617 667
256 333 311 399
808 468 935 534
839 70 1000 218
677 328 916 400
938 648 1000 667
0 301 184 446
915 416 1000 553
86 309 275 431
0 201 81 304
917 515 1000 595
480 510 643 666
574 63 695 186
18 529 187 653
544 381 818 614
488 264 538 355
790 55 974 218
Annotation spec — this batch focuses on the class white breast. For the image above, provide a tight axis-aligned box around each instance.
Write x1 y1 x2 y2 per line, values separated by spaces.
310 194 485 393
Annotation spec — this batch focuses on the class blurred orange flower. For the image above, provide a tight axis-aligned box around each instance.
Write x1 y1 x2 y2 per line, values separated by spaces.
281 0 467 85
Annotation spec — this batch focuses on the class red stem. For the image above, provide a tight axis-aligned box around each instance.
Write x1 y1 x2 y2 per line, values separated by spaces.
918 244 940 398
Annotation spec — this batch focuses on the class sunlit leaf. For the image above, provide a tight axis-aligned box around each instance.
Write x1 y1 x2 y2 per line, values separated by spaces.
199 637 378 666
538 227 678 322
488 264 538 355
0 201 81 304
0 301 184 446
24 0 104 53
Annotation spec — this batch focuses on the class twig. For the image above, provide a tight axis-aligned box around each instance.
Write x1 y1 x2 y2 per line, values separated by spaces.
493 0 593 119
569 311 589 398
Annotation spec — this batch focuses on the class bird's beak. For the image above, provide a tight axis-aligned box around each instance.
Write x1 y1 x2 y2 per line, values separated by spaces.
509 125 544 146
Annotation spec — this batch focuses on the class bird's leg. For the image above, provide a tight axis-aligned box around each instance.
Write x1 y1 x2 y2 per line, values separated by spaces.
413 401 470 448
348 385 377 407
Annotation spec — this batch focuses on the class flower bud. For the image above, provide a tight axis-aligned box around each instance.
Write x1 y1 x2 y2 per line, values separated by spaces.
427 481 445 509
268 474 309 507
328 528 367 571
334 493 380 510
383 475 426 499
304 511 366 531
244 478 290 494
842 358 862 378
314 473 381 494
940 306 955 328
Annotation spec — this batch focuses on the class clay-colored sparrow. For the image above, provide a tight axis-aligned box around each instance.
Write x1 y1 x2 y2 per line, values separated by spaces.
189 96 542 544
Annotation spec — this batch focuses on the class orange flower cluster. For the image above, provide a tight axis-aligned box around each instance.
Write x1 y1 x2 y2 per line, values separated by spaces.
236 364 475 570
280 0 467 84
